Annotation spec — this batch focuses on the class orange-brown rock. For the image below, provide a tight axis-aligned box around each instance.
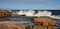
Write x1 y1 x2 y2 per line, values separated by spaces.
30 25 56 29
0 10 12 17
30 25 33 29
34 17 56 26
48 26 55 29
30 17 56 29
34 17 50 23
30 25 48 29
0 24 26 29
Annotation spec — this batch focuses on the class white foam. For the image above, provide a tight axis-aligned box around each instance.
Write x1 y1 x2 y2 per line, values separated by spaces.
34 11 52 17
17 10 25 15
25 10 35 16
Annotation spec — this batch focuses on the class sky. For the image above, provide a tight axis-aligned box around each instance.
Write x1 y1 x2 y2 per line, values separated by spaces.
0 0 60 10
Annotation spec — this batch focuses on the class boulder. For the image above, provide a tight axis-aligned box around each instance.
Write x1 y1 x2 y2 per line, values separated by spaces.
0 10 12 17
34 17 56 26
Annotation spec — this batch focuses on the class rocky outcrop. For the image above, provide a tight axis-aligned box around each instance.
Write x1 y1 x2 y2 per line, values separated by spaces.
0 24 26 29
0 10 12 17
34 17 56 26
30 17 56 29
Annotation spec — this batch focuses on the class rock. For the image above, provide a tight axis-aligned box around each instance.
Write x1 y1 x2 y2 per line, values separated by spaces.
34 17 56 26
0 24 26 29
30 25 48 29
48 26 55 29
0 10 12 17
48 20 56 26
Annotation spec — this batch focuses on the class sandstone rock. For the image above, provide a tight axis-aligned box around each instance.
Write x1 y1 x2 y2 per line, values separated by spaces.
34 17 56 26
30 25 48 29
0 10 12 17
48 26 55 29
0 24 26 29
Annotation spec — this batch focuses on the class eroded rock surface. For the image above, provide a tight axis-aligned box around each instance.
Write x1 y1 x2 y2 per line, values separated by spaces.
0 10 12 17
